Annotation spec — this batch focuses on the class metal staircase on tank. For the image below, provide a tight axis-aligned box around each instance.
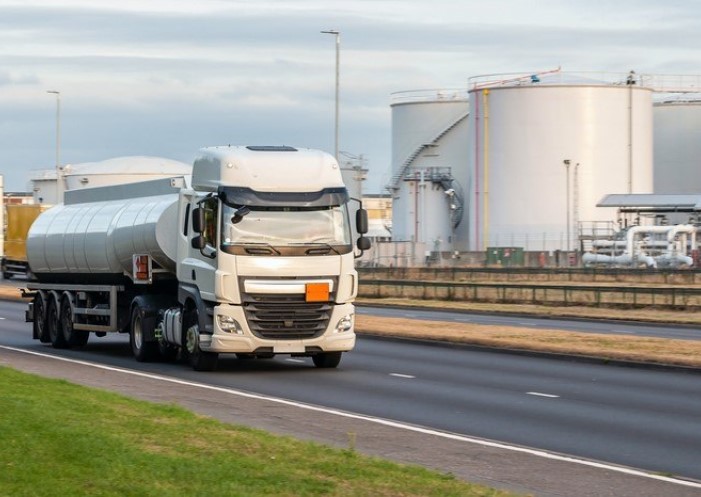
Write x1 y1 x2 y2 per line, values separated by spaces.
389 166 465 232
386 111 469 197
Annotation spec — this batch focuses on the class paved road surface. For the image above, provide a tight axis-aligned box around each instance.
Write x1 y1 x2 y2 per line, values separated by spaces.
1 300 700 496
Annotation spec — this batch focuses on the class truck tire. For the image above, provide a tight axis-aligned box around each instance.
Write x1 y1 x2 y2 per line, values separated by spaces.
312 352 342 369
130 306 159 362
47 298 69 349
60 297 89 347
33 294 50 343
183 310 218 372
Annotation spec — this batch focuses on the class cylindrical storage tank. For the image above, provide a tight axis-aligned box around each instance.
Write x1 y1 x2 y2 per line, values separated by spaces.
653 97 701 194
30 170 59 205
462 72 654 252
27 182 181 282
390 90 469 258
62 156 191 191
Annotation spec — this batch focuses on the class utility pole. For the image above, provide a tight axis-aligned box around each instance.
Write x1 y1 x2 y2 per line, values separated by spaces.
47 90 61 202
321 30 340 161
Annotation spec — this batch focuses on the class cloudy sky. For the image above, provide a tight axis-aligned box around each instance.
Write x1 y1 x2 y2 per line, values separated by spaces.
0 0 699 193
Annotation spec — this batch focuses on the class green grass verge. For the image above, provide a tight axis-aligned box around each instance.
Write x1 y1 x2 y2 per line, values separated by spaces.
0 367 520 497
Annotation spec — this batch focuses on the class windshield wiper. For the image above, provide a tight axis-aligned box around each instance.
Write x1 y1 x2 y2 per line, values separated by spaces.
290 242 341 255
238 242 281 255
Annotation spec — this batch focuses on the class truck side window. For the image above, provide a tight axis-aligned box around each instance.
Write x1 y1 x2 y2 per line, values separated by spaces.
202 198 218 248
183 204 190 236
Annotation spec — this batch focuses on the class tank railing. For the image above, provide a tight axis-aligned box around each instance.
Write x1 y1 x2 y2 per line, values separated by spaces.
390 88 469 105
654 93 701 104
469 67 563 89
468 70 701 93
641 74 701 94
469 70 649 89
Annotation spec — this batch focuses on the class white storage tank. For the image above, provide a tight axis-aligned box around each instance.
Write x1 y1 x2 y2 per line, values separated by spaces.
30 169 59 205
389 90 469 257
653 97 701 194
31 157 192 205
63 156 192 190
461 71 654 251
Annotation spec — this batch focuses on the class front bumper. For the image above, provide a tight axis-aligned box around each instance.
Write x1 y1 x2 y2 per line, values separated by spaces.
200 302 356 354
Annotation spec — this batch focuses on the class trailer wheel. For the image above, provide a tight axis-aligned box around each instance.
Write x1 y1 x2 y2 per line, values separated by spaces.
33 293 50 343
47 298 68 349
130 306 159 362
183 310 218 372
60 297 89 347
312 352 342 369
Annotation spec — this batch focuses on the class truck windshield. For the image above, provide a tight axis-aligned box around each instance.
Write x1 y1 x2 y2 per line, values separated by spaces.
220 204 352 256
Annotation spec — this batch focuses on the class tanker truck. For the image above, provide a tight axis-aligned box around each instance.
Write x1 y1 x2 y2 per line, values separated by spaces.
25 145 371 371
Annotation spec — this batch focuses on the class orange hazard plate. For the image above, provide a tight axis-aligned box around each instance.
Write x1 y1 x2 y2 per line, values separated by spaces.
306 283 330 302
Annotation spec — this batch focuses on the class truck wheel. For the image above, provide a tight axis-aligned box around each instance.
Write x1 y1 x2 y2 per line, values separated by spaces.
183 311 218 372
47 298 69 349
130 306 159 362
33 294 50 343
60 297 89 347
312 352 342 369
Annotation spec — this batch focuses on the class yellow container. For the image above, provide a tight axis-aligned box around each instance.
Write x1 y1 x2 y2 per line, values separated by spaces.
4 204 47 262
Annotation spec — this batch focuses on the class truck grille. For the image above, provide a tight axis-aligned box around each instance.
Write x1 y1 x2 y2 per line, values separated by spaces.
244 297 332 339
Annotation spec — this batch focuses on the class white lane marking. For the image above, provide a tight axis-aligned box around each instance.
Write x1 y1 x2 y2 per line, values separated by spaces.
390 373 415 379
403 313 418 318
0 317 5 320
517 322 537 327
453 317 472 322
285 358 305 364
608 330 635 335
527 391 560 398
1 345 700 490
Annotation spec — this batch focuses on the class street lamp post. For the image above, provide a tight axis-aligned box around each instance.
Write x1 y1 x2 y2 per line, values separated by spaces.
321 29 340 161
46 90 61 201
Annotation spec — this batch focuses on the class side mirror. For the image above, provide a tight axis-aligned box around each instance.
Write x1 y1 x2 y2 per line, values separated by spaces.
192 207 204 233
191 235 216 259
357 236 371 251
356 208 369 235
191 235 205 250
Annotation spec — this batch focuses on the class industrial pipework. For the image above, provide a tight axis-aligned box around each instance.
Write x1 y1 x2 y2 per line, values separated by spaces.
583 224 697 268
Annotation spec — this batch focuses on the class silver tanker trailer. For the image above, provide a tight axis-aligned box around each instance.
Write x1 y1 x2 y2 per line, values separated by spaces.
25 145 371 371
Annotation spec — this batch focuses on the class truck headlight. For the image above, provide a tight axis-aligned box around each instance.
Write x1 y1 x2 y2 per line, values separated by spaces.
334 314 354 333
217 315 244 335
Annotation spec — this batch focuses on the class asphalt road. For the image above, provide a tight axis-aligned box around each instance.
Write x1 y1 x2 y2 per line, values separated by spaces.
1 299 700 489
358 304 701 340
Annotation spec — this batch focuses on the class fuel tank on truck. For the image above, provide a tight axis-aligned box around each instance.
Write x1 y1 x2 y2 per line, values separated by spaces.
26 177 186 283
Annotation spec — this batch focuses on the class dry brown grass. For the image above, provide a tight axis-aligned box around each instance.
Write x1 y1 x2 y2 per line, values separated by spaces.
356 313 701 368
357 297 701 325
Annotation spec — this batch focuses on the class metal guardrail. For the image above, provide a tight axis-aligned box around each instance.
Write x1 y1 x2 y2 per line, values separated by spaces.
359 267 701 285
358 279 701 309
